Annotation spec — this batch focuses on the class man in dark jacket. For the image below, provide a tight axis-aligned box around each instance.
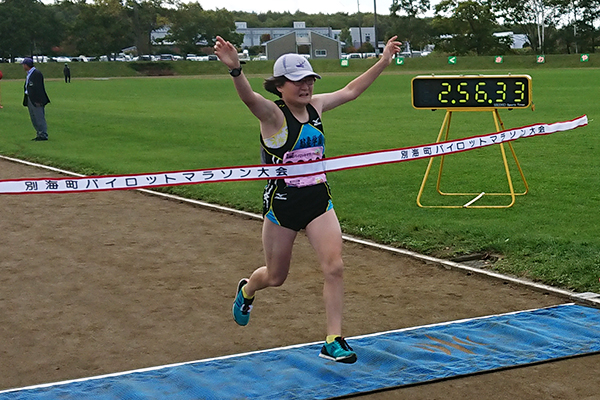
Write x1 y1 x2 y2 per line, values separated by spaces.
22 57 50 141
63 63 71 83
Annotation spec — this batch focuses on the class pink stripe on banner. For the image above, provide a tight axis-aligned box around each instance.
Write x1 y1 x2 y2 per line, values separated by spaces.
0 115 588 195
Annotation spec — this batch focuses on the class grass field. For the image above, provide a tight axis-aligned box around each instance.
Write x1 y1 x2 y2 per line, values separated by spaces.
0 59 598 292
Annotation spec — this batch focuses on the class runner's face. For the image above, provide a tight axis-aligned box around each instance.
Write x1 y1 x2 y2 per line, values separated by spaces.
278 77 315 104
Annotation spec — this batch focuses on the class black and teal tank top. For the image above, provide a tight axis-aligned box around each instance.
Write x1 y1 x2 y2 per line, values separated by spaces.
260 99 325 164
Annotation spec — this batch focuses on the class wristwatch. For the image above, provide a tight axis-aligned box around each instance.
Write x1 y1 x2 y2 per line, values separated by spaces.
229 66 242 77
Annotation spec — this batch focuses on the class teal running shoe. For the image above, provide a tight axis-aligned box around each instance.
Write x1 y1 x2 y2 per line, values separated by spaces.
319 336 357 364
232 278 254 326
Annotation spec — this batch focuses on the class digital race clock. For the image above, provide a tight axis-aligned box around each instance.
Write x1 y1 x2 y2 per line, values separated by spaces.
411 75 532 110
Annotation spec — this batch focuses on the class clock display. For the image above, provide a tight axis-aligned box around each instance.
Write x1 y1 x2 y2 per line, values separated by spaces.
411 75 532 109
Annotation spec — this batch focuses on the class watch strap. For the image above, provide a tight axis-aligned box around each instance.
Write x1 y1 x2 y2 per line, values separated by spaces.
229 66 242 77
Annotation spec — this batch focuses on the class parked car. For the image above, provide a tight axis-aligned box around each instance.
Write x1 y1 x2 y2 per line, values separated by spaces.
32 55 50 63
53 56 71 63
115 53 132 61
98 54 126 61
74 55 91 62
160 54 174 61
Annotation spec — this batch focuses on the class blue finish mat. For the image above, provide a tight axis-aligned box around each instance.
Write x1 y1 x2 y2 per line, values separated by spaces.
2 303 599 400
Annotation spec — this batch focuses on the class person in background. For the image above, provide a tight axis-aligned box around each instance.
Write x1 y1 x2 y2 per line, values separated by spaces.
21 57 50 141
63 63 71 83
215 35 401 364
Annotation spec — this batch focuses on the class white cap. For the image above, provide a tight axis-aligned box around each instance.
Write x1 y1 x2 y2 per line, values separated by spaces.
273 54 321 81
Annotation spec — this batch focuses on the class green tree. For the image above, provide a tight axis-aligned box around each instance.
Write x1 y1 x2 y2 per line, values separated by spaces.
390 0 431 17
51 0 84 56
71 0 134 58
387 15 434 51
358 41 375 53
562 0 600 52
126 0 168 55
432 0 510 55
163 2 205 54
202 8 243 46
389 0 434 51
165 2 241 54
0 0 63 59
339 27 353 50
492 0 567 53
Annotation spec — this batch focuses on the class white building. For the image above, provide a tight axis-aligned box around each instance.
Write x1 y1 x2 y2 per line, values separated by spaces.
235 21 337 49
150 22 379 53
236 21 376 51
349 26 376 50
493 32 529 49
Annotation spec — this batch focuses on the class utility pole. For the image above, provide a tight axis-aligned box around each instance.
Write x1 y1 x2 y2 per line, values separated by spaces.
374 0 378 55
357 0 363 50
573 1 578 53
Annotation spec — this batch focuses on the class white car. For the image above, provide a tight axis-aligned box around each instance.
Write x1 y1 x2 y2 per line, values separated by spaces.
32 55 50 63
54 56 71 63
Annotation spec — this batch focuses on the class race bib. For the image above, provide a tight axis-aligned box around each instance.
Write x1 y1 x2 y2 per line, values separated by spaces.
282 146 327 188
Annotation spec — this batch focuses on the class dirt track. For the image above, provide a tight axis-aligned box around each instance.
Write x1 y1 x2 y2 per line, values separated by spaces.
1 158 599 399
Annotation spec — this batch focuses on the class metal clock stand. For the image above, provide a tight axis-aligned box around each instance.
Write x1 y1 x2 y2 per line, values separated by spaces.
411 75 532 208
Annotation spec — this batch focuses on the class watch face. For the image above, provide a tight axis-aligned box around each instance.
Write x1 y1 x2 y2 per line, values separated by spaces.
411 75 532 109
230 68 242 77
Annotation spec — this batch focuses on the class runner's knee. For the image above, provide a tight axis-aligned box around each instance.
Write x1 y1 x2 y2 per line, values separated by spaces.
266 269 288 287
322 259 344 282
267 275 287 287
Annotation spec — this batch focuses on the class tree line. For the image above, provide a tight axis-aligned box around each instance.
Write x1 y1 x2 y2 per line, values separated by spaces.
0 0 597 61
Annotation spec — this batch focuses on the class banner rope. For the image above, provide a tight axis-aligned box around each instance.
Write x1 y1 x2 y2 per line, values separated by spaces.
0 115 588 195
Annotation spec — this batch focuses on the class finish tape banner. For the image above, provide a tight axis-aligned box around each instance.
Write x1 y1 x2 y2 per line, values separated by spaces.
0 115 588 195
